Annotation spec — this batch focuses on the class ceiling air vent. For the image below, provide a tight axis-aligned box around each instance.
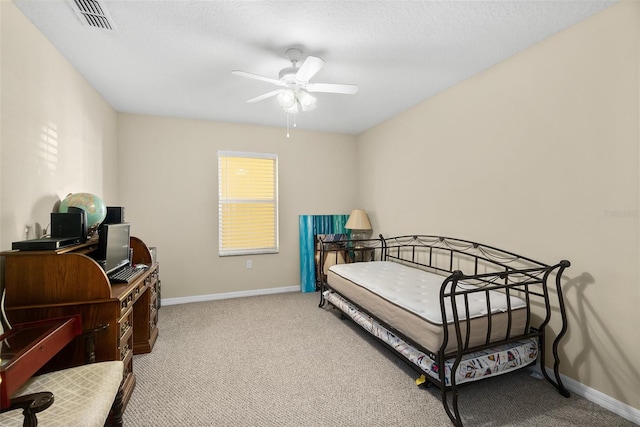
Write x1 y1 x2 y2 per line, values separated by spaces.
70 0 116 30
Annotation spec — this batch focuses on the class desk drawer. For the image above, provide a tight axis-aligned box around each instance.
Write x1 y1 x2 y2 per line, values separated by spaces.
119 328 133 362
120 293 134 316
150 268 159 283
118 306 133 362
119 308 133 344
133 281 144 300
150 289 157 311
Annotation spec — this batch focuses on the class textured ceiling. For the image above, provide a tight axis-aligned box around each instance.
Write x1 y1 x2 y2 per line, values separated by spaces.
13 0 616 135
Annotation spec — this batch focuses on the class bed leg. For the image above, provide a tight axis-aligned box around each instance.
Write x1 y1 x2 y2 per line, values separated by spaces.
318 284 328 308
540 260 571 398
441 387 464 427
539 335 571 398
439 354 465 427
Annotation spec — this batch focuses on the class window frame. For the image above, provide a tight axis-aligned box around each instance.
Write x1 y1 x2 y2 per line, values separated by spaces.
217 150 279 257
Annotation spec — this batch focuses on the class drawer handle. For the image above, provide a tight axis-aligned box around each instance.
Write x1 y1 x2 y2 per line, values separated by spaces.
120 320 131 337
120 343 130 360
121 294 133 310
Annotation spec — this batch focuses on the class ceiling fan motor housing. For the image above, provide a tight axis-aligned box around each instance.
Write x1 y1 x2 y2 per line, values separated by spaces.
279 67 299 83
285 48 303 63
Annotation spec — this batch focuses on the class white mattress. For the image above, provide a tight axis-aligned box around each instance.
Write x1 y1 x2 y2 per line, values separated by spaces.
329 261 526 325
327 261 528 353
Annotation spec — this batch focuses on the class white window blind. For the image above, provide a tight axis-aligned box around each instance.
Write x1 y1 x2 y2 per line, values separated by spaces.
218 151 278 256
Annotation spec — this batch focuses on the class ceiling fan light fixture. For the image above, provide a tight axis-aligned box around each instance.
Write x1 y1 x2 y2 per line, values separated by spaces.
277 89 316 113
283 103 299 114
297 90 316 112
277 89 296 110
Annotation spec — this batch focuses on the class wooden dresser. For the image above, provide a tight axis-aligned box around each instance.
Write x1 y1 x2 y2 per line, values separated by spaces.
1 236 159 410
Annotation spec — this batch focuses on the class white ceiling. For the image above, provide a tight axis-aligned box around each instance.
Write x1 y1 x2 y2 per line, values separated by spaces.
13 0 616 135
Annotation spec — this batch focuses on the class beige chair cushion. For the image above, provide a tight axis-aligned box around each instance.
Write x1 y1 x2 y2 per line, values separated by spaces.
0 361 123 427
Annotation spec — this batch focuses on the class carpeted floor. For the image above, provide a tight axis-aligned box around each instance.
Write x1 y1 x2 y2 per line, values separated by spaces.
123 291 636 426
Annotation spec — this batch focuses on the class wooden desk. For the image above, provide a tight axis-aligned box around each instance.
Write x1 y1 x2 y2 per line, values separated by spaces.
0 315 82 409
1 236 159 410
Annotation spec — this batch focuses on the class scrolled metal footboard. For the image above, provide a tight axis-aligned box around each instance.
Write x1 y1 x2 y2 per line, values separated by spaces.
439 260 571 426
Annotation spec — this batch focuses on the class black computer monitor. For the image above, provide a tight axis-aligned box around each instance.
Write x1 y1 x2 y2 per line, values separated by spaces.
96 223 130 274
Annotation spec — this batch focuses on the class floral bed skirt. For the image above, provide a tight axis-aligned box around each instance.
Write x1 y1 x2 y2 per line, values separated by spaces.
324 290 538 386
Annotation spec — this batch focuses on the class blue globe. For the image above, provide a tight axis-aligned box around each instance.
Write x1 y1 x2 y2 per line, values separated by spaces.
59 193 107 232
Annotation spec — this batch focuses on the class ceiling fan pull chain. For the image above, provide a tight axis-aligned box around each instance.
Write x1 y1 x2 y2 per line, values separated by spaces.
286 113 290 138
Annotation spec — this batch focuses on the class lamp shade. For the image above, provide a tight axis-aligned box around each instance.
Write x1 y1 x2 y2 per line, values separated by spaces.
345 209 372 231
278 89 299 113
297 90 317 111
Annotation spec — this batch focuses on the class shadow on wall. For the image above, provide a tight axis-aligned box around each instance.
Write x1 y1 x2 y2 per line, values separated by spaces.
560 272 640 402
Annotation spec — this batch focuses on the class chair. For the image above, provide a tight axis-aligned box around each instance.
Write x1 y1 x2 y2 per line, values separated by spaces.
0 291 125 427
0 361 124 427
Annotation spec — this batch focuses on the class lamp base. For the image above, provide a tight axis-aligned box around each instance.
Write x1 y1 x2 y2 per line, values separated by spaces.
349 230 370 241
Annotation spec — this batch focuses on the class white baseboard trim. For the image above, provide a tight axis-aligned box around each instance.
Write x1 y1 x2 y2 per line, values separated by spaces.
160 285 300 306
528 365 640 425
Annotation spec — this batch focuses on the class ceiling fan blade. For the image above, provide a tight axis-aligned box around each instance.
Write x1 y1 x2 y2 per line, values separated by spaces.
306 83 359 95
246 90 281 103
232 70 284 86
295 56 325 82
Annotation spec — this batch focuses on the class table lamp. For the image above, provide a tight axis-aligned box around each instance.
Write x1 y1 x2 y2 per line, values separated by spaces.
345 209 372 240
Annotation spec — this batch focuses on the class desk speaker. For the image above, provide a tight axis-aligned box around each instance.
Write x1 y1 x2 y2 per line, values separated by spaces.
51 209 87 243
104 206 125 224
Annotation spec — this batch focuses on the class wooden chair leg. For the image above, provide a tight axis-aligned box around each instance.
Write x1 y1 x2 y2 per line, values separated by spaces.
104 382 124 427
1 392 54 427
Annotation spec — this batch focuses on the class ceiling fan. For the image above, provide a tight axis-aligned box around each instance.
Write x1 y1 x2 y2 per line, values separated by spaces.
232 48 359 115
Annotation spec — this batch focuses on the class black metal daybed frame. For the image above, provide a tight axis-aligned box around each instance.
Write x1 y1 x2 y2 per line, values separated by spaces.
318 234 571 427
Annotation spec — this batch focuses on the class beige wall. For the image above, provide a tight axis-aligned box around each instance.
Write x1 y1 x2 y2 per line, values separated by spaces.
0 1 118 250
357 0 639 411
116 114 358 298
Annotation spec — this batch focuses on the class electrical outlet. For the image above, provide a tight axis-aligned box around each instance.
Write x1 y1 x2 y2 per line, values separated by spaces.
246 260 252 269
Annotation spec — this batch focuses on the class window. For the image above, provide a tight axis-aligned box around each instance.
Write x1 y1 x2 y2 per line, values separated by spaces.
218 151 278 256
